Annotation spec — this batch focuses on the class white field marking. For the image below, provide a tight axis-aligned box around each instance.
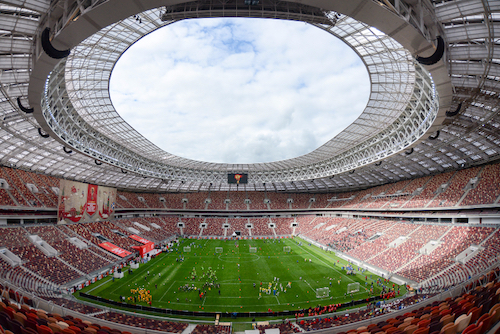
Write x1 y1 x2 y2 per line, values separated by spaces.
275 295 281 305
158 265 182 301
299 245 356 283
87 279 110 293
304 280 317 293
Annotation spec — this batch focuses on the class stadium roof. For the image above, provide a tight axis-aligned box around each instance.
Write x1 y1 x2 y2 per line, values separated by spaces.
0 0 499 193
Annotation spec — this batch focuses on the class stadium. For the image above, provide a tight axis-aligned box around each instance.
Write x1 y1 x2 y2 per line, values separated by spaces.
0 0 500 333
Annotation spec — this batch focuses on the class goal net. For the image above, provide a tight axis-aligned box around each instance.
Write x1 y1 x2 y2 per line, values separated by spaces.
283 246 291 253
215 247 223 253
347 282 360 294
183 246 191 252
316 287 329 298
249 247 257 253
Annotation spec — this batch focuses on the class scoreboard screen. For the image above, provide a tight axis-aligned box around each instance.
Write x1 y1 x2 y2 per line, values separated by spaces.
228 173 248 184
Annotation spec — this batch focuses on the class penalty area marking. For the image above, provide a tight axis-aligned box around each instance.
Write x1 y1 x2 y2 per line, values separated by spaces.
87 279 109 293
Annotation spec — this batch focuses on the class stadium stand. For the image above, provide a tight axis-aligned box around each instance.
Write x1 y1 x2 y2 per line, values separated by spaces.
461 164 500 206
226 218 250 236
267 192 290 210
203 218 225 236
227 191 249 210
182 217 204 236
272 217 294 236
0 167 31 207
248 218 272 236
248 192 268 210
0 267 499 334
428 167 482 208
0 187 16 207
138 193 165 208
207 191 227 210
185 192 209 210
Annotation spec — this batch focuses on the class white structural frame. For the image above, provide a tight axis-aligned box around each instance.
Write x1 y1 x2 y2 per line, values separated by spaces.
37 3 440 186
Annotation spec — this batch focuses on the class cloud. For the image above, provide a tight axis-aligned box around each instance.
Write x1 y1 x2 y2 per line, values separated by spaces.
110 17 369 164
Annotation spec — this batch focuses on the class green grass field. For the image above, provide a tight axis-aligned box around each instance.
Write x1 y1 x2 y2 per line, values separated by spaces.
77 237 404 314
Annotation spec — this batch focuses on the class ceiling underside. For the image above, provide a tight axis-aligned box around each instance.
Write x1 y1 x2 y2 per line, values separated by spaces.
0 0 499 193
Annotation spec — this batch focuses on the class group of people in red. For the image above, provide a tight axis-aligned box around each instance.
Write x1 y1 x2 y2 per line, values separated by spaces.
294 304 342 319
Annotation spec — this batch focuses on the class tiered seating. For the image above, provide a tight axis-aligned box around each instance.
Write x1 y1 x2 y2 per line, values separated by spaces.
0 257 57 296
1 264 499 334
463 228 500 277
157 216 182 236
267 192 289 209
0 167 30 206
294 216 326 241
139 193 164 208
404 172 454 208
121 217 176 241
14 169 55 207
61 225 119 262
203 218 224 236
387 176 431 209
1 167 41 207
55 239 110 274
185 192 209 209
309 193 332 209
44 297 103 313
226 218 249 236
119 191 147 208
398 226 494 282
93 312 189 332
182 217 203 236
354 182 395 208
207 191 227 210
324 218 374 252
461 164 500 206
115 192 133 208
227 191 248 210
247 192 267 210
428 167 481 207
289 193 311 209
13 243 80 284
327 191 357 208
256 322 301 334
84 221 142 250
347 221 397 261
249 218 272 236
294 215 318 235
272 217 294 235
0 188 16 206
28 172 59 206
366 179 412 209
342 188 374 208
191 324 231 334
368 223 420 271
25 225 112 274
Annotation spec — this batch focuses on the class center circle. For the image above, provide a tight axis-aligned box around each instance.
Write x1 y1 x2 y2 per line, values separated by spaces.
110 17 369 164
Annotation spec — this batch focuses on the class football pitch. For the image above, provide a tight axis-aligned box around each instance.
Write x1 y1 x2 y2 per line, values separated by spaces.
78 238 404 313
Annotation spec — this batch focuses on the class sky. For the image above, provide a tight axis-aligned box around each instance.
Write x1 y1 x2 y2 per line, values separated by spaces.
110 18 370 164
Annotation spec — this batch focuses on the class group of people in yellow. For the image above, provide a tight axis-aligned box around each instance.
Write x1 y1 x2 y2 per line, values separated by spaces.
128 288 153 303
258 279 292 299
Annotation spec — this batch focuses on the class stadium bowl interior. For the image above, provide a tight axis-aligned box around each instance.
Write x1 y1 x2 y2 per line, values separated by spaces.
0 0 500 333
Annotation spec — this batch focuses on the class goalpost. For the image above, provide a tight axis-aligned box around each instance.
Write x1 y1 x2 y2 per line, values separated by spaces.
215 247 223 253
347 282 360 294
283 246 291 253
249 247 257 253
183 246 191 252
316 287 329 298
